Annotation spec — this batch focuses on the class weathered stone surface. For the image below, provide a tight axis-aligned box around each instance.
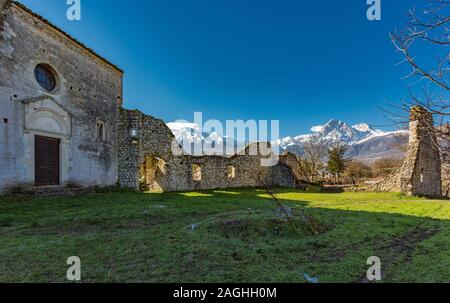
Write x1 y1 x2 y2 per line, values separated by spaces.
0 0 7 13
0 2 123 194
118 109 301 192
371 106 443 197
442 163 449 197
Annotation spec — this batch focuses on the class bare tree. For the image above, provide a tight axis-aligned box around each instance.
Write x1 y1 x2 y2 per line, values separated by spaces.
390 0 450 188
345 160 372 185
297 133 328 182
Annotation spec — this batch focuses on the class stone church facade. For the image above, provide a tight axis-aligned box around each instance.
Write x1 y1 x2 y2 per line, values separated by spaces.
0 1 123 193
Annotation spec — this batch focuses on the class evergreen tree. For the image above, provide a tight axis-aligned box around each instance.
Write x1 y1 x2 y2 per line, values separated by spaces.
327 146 347 183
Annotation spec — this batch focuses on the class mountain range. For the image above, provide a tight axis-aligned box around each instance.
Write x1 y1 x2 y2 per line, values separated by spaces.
166 119 409 163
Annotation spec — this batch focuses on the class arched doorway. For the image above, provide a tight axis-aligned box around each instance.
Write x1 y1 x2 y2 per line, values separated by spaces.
139 156 166 191
23 97 71 187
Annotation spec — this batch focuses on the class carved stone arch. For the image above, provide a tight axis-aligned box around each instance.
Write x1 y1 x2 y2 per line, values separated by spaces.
26 108 70 137
23 96 71 138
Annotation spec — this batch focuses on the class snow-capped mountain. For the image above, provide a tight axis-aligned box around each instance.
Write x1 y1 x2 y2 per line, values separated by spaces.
277 120 384 150
166 119 409 162
277 119 408 163
167 121 230 155
167 122 205 145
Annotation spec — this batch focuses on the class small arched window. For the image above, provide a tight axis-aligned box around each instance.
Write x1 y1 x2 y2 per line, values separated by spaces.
34 64 56 91
97 121 106 142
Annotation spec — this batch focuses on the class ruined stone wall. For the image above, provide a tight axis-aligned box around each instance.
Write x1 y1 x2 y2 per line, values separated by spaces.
0 2 123 193
370 170 401 193
371 106 442 197
278 152 306 182
118 109 298 192
118 108 174 189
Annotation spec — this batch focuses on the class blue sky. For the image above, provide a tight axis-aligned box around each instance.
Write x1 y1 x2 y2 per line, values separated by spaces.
19 0 423 136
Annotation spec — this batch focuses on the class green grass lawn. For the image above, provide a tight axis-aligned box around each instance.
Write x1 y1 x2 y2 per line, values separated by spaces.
0 189 448 283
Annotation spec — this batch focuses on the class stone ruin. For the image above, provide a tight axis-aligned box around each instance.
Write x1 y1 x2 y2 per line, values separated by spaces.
118 106 449 197
372 106 446 197
118 108 305 192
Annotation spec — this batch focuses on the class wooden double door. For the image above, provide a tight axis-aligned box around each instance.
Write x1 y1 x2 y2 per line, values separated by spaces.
35 135 60 186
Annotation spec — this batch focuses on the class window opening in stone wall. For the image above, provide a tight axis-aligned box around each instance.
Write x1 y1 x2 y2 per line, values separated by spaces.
228 166 236 179
34 64 56 91
192 164 202 181
97 121 106 142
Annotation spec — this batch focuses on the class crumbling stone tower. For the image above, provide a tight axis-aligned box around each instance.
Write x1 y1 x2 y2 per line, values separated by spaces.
372 106 442 197
401 106 442 196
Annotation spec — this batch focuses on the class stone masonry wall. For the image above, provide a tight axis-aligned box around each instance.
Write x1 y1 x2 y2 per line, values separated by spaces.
442 163 449 198
371 106 442 197
118 108 299 192
0 0 6 13
0 2 123 193
118 108 174 189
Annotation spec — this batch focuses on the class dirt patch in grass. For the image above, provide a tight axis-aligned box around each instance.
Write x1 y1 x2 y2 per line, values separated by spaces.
310 248 348 263
296 212 334 235
213 212 333 240
379 227 439 269
216 219 258 238
359 227 440 282
381 228 438 261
